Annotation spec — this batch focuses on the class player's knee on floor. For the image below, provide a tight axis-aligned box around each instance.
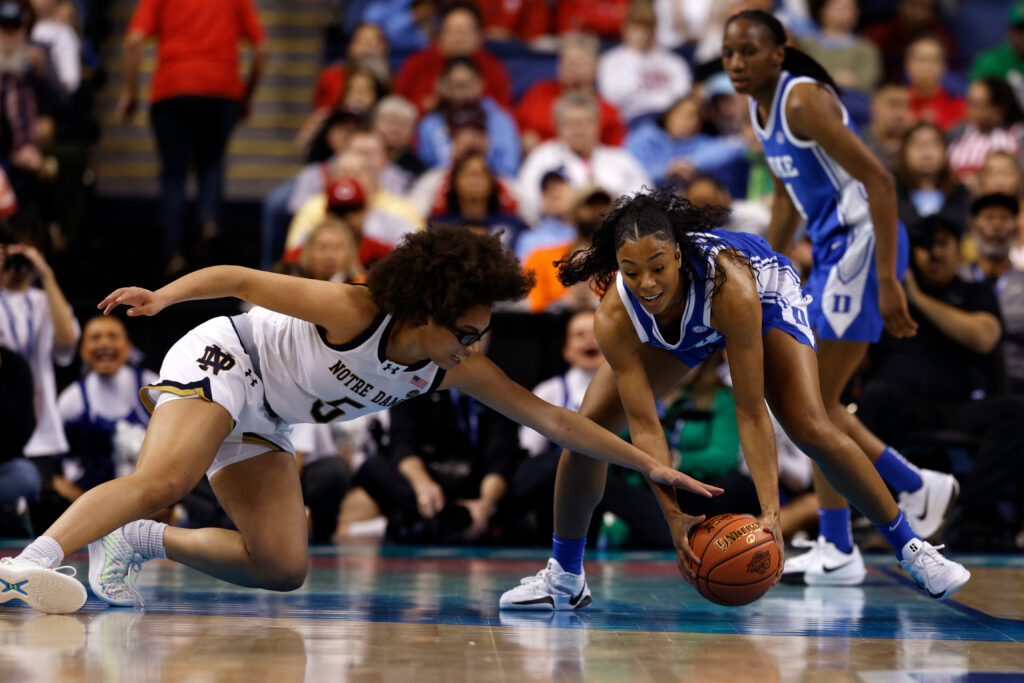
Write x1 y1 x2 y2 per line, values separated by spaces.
258 558 308 592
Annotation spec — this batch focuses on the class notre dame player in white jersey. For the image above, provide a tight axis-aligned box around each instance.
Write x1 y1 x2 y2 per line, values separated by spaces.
0 226 722 615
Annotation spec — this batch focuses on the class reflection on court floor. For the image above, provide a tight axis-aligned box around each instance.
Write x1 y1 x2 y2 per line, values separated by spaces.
0 545 1022 681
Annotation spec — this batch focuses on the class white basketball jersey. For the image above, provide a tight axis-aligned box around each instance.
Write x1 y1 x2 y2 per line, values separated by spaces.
246 306 445 425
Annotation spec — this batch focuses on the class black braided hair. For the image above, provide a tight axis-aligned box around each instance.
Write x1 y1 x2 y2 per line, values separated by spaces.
556 187 734 296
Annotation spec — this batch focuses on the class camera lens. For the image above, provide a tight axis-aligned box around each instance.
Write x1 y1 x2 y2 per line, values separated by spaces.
3 253 31 273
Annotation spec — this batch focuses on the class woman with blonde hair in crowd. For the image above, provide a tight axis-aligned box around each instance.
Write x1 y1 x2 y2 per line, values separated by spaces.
300 219 365 284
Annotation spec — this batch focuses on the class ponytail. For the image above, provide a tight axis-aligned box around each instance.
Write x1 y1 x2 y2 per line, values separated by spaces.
783 46 842 95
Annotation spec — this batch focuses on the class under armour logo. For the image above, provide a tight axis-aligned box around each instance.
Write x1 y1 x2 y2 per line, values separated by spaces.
381 362 399 375
196 345 236 375
245 368 258 386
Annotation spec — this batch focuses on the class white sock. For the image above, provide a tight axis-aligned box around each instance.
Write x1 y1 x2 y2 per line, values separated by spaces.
17 535 64 567
122 520 168 560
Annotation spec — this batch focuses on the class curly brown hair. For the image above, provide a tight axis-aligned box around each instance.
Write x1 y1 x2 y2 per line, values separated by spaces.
366 224 534 328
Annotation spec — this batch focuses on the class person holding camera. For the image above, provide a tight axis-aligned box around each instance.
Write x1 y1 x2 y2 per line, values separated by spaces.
0 219 79 528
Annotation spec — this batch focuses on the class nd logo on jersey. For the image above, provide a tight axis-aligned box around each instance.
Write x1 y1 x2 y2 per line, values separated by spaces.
196 344 236 375
766 155 799 179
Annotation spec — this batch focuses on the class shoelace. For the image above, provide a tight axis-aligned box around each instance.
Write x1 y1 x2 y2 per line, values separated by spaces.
520 567 552 586
913 544 948 574
123 554 145 607
101 551 146 607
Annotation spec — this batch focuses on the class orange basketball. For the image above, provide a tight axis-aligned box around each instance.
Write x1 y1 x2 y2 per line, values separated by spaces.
687 513 780 606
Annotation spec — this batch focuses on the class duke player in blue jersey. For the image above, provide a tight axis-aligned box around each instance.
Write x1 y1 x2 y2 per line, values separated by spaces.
499 188 970 611
0 227 722 615
722 10 959 587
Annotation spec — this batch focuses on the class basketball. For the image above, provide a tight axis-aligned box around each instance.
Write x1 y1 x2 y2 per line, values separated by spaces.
687 513 780 606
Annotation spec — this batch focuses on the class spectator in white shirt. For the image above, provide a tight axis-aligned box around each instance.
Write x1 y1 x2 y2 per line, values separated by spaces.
29 0 80 95
0 219 79 527
596 0 692 124
519 310 603 457
517 92 650 224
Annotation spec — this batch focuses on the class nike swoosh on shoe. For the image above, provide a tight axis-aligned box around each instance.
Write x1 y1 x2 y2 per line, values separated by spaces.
513 596 555 607
912 490 929 523
569 586 587 606
821 560 855 573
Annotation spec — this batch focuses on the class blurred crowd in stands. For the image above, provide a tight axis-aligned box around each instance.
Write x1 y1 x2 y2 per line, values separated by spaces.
1 0 1023 553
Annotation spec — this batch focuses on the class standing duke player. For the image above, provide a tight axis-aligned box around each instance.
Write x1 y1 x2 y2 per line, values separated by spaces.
723 10 959 586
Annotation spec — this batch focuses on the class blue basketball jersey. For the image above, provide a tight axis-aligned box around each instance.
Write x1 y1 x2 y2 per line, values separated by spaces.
615 229 815 367
750 70 871 247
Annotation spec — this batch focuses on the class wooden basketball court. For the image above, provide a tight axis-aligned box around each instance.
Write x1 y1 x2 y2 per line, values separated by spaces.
1 544 1022 681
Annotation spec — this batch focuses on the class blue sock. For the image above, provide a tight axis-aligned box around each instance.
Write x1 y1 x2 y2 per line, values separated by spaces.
552 534 586 575
818 507 853 553
876 511 919 560
874 446 923 493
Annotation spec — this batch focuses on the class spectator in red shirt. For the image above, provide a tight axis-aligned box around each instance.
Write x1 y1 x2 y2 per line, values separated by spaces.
514 32 625 156
905 34 965 133
119 0 267 275
394 2 513 113
555 0 630 39
464 0 549 43
296 25 389 155
863 0 959 83
312 23 389 114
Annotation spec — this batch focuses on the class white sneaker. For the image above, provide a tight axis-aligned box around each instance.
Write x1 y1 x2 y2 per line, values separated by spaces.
780 537 866 586
898 469 959 540
88 529 146 607
499 558 591 611
898 539 970 600
0 556 87 614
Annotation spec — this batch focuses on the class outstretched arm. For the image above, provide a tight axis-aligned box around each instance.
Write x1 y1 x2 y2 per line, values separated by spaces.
786 82 917 339
98 266 376 339
443 353 723 497
710 257 783 564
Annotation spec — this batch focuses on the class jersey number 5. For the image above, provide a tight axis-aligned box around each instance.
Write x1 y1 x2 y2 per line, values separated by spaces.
310 396 365 423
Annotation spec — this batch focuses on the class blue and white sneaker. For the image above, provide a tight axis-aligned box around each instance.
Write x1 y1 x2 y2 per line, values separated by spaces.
499 558 591 611
88 529 145 607
899 539 970 600
0 556 87 614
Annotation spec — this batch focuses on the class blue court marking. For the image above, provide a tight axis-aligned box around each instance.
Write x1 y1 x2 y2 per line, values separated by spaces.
61 583 1022 642
878 566 1024 642
25 546 1016 643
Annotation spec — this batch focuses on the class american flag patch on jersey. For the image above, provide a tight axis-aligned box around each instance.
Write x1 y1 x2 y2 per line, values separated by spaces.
410 375 428 389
